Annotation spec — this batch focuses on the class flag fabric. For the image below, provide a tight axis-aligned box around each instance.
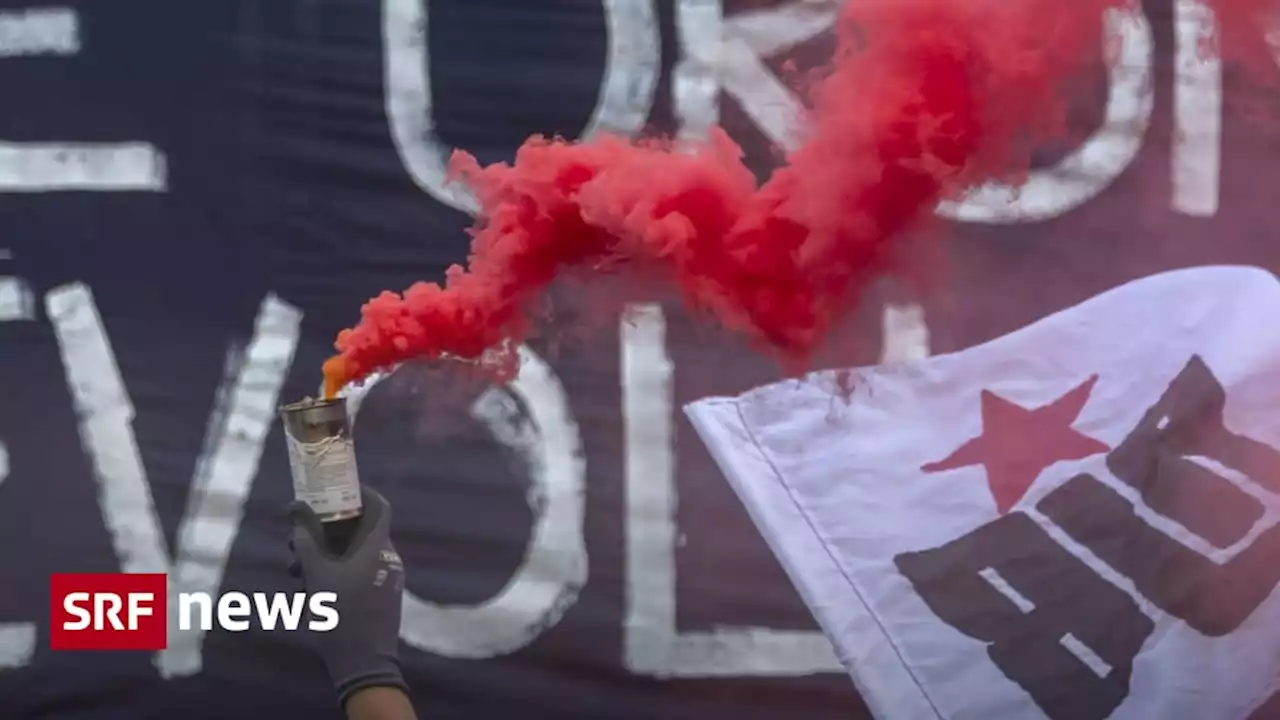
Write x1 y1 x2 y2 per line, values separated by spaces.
684 266 1280 720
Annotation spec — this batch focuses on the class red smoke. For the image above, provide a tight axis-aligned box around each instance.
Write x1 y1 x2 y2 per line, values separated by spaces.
322 0 1276 398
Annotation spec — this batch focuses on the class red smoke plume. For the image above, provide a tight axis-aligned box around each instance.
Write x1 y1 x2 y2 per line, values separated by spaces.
322 0 1276 398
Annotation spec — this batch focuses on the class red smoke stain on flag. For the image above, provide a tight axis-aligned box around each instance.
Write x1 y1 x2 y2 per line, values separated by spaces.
922 375 1108 514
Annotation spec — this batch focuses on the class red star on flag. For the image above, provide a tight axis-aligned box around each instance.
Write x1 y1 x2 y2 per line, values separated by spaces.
922 375 1110 514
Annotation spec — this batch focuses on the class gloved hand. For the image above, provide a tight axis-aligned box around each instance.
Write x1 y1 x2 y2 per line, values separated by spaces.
289 487 408 707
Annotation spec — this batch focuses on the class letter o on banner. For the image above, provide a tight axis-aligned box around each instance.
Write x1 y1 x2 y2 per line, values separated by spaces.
341 346 588 659
383 0 659 215
936 3 1154 224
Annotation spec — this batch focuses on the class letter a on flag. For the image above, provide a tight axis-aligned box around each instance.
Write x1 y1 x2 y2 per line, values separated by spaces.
685 267 1280 720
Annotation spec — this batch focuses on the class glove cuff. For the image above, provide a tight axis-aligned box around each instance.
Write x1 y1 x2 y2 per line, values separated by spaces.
335 665 409 708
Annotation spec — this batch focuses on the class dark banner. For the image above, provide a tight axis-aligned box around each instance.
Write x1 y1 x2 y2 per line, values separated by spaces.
0 0 1275 718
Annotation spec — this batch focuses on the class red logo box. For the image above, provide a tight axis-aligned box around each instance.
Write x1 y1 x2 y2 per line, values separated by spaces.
49 573 168 650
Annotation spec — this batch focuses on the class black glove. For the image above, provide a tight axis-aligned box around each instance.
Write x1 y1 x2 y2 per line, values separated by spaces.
289 487 408 707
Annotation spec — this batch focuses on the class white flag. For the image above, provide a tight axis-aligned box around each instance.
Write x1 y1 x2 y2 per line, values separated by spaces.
685 266 1280 720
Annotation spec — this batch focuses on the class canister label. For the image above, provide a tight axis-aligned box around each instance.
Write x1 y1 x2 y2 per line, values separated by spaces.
284 433 362 517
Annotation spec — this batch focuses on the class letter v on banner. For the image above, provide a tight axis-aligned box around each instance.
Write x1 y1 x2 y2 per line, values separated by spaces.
44 283 301 676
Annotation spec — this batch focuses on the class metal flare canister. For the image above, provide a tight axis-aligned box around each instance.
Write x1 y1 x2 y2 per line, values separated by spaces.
279 397 363 522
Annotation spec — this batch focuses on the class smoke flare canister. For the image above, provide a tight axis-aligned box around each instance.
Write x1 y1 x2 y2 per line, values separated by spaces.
280 397 363 553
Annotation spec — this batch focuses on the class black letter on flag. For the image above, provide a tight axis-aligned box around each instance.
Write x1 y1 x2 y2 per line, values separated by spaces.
895 512 1153 720
1107 355 1271 548
1040 473 1280 636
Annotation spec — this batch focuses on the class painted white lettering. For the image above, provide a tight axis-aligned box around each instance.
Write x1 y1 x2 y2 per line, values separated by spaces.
938 4 1154 222
677 1 835 150
682 2 1225 224
0 8 77 57
345 347 588 659
880 303 930 363
0 271 35 669
621 304 840 677
0 275 34 321
162 295 301 672
675 2 928 362
383 0 658 213
0 624 34 669
1172 0 1221 217
673 0 722 144
45 285 301 675
0 143 166 193
0 9 164 191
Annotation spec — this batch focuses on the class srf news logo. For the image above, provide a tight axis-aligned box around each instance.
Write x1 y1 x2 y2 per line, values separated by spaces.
49 573 338 651
50 574 166 650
